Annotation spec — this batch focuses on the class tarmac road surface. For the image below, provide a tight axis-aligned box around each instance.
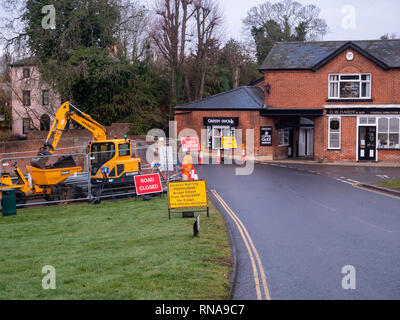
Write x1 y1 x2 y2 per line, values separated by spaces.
198 163 400 300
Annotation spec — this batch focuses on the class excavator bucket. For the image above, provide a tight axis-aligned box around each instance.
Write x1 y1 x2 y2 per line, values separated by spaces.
30 148 51 169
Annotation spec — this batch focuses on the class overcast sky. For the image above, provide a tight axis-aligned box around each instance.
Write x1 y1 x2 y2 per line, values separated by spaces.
1 0 399 56
219 0 400 42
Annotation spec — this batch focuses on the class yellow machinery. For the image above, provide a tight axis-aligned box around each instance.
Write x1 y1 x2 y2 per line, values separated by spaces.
31 101 141 189
0 163 45 205
0 101 141 204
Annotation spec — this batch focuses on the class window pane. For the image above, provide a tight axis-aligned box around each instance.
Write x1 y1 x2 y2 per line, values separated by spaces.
340 82 360 98
23 90 31 106
378 133 388 148
361 74 371 80
359 118 367 124
389 134 399 148
330 75 339 81
330 119 340 131
340 75 360 80
330 82 339 97
119 143 130 157
367 117 376 124
378 118 389 132
361 83 368 97
42 90 49 105
330 133 340 148
389 118 399 132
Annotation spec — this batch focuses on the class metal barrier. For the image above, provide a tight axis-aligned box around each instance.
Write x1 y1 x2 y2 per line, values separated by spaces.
0 140 181 208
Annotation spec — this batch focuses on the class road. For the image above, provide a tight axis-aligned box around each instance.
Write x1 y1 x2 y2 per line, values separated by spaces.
197 163 400 300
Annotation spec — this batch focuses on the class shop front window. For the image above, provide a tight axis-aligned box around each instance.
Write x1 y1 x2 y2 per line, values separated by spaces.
208 126 236 150
378 117 400 149
278 129 290 146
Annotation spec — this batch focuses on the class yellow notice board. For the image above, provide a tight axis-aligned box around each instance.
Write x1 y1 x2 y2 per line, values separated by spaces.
168 180 208 209
221 136 237 149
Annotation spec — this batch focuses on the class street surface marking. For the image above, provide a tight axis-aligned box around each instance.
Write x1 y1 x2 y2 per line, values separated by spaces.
336 179 354 185
211 189 271 300
346 178 360 184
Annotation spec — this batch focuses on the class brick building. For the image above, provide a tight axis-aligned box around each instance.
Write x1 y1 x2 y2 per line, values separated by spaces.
175 39 400 162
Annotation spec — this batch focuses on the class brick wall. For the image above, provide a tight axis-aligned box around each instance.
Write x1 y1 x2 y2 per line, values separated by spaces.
263 50 400 108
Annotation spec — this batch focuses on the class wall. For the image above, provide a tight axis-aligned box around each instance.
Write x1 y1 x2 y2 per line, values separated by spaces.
263 50 400 108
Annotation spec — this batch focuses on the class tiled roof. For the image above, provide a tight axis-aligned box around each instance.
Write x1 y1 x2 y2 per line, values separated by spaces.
260 39 400 70
174 86 264 110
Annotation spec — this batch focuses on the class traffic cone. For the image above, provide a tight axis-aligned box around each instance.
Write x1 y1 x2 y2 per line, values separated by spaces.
216 149 221 164
191 167 199 180
198 145 204 165
241 144 246 162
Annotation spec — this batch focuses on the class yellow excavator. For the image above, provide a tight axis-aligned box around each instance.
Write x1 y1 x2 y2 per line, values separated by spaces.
30 101 142 190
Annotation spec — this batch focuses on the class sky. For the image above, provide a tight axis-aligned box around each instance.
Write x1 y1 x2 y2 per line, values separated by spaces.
218 0 400 42
1 0 399 55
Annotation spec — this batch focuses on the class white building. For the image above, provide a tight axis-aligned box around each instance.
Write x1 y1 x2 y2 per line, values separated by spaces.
10 58 60 136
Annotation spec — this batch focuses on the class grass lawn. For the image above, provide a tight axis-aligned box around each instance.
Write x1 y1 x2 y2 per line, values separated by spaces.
0 196 232 299
375 178 400 191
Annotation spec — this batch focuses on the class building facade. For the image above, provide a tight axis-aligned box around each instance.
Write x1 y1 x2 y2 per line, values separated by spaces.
10 58 60 137
175 40 400 162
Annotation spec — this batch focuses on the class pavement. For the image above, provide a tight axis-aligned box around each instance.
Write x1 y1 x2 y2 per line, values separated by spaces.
197 162 400 300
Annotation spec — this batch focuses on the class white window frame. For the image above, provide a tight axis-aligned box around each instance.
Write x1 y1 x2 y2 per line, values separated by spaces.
377 117 400 150
328 117 341 150
278 128 290 147
328 73 371 99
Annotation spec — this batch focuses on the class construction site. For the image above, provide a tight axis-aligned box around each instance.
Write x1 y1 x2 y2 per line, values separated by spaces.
0 102 184 209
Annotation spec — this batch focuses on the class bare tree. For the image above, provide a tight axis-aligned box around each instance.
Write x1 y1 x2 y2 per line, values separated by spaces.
150 0 195 107
193 0 223 100
116 0 150 62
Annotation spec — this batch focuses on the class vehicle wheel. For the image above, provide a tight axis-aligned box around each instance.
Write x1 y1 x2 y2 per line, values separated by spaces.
15 190 26 208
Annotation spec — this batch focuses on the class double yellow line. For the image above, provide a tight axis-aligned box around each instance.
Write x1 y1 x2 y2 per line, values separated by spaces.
211 189 271 300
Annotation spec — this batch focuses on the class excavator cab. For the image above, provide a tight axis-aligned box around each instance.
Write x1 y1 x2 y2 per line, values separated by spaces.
89 139 141 186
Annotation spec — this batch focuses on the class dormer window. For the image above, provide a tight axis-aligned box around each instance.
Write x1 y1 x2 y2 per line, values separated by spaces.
329 74 371 99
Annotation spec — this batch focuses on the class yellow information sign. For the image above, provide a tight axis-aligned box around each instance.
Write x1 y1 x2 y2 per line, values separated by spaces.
168 180 208 209
221 136 237 149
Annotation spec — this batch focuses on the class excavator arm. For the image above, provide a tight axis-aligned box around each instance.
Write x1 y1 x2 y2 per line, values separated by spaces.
44 101 107 153
31 101 107 169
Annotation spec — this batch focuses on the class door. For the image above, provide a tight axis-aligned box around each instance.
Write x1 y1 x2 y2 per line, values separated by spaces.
298 128 314 157
359 126 376 160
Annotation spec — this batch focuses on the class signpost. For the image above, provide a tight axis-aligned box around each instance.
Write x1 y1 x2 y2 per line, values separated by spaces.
167 180 209 219
134 173 163 196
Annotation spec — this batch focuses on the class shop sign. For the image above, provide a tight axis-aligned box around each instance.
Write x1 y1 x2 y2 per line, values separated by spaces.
327 108 400 115
203 117 239 126
260 126 272 146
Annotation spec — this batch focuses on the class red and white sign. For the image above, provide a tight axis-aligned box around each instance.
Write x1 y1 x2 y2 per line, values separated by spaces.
181 137 200 151
134 173 163 196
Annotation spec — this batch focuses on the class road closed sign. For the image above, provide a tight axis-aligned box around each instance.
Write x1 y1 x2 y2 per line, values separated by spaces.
168 180 208 209
134 173 163 196
181 137 200 151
